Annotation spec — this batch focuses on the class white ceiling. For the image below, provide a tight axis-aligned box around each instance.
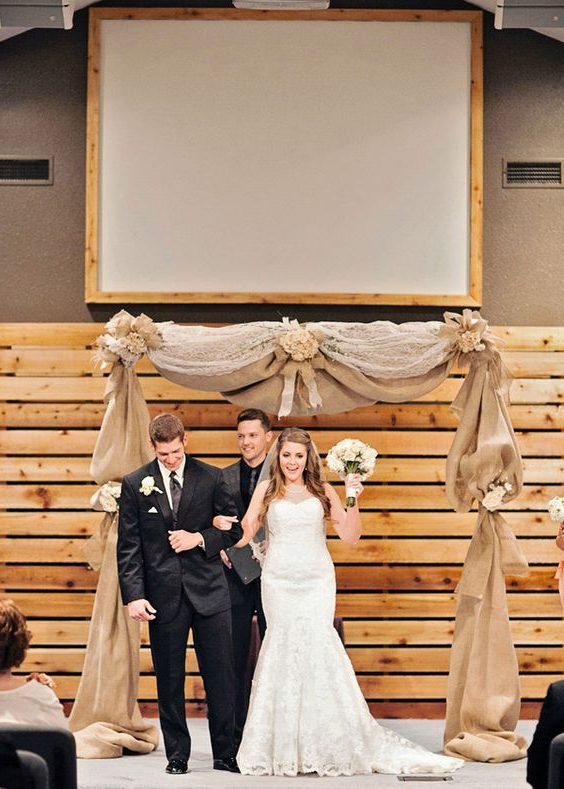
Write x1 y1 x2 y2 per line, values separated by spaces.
2 1 564 45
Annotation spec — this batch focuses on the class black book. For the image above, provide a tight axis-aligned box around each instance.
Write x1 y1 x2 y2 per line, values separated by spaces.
225 544 262 585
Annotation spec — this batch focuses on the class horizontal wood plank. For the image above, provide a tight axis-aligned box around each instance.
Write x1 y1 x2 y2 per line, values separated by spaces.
2 537 558 564
2 482 561 511
0 509 559 538
24 618 564 647
0 563 557 593
22 645 563 675
2 428 562 456
3 401 564 431
22 672 563 701
10 591 563 618
2 454 563 486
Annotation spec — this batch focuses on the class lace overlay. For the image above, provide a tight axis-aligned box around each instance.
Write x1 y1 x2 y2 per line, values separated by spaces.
237 497 463 776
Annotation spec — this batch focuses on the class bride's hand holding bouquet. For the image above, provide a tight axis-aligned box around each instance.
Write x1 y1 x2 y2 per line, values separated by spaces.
325 439 378 508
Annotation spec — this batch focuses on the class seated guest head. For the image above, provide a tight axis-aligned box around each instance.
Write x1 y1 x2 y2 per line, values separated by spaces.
0 598 31 673
0 599 68 728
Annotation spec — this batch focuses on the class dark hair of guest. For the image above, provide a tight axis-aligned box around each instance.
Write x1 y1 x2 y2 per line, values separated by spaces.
0 599 31 671
236 408 272 432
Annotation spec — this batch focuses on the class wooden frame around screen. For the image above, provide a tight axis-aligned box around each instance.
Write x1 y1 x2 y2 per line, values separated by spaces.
84 8 483 306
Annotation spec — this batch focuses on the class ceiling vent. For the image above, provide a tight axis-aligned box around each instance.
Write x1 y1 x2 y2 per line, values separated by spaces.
502 159 563 188
0 156 53 185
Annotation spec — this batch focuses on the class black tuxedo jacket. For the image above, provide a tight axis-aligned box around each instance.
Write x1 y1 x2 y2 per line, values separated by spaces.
117 455 241 623
221 459 261 606
222 459 246 523
527 680 564 789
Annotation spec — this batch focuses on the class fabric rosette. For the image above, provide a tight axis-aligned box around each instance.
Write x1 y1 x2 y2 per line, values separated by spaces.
325 438 378 507
440 309 498 359
93 310 163 369
482 477 513 512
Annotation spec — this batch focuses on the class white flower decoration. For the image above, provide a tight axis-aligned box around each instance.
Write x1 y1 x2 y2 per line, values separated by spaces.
140 476 163 496
482 476 513 512
93 311 163 370
441 309 493 356
98 482 122 513
548 496 564 523
457 330 486 354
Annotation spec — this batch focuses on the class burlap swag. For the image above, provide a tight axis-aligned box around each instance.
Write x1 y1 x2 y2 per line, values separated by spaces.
70 309 528 763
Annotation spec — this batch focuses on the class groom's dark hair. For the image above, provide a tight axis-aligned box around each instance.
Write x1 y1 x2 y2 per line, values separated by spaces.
149 413 185 445
236 408 272 432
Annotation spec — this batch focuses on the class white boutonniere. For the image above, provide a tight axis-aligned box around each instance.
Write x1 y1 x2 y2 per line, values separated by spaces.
140 476 163 496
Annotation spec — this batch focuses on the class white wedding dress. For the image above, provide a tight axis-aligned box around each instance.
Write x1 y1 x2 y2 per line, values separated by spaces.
236 493 464 777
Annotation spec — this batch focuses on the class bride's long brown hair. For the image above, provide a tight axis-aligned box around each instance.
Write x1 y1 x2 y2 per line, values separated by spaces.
259 428 331 524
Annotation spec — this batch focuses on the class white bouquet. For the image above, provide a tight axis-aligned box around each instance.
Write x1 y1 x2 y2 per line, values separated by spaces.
548 496 564 523
325 439 378 507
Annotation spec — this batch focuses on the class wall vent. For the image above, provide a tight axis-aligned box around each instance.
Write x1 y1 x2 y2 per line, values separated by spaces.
0 156 53 185
503 159 563 188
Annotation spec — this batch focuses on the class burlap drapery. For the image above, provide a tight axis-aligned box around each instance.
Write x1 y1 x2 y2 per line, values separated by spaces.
69 365 159 758
76 310 528 762
443 352 528 761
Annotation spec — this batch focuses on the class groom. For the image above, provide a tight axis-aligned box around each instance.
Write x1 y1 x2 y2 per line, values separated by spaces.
117 413 242 775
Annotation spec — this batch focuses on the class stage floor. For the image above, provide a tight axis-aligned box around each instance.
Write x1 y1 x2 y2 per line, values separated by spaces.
76 719 536 788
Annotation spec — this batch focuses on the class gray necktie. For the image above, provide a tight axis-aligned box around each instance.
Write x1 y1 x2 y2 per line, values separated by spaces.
169 470 182 521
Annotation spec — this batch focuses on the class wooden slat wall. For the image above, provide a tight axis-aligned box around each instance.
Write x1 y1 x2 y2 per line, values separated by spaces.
1 323 563 718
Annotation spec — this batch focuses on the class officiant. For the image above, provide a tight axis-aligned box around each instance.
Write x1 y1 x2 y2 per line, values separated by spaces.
221 408 272 749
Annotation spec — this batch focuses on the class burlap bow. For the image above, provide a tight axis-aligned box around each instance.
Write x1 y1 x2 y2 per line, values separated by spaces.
275 320 326 417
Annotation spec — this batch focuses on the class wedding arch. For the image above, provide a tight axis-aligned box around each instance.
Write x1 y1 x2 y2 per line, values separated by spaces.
69 310 528 764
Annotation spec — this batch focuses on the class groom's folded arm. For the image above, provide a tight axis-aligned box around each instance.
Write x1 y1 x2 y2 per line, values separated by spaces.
117 476 146 604
200 473 242 559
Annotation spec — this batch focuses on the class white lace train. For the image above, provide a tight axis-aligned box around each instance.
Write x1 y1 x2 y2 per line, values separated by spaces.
236 497 464 777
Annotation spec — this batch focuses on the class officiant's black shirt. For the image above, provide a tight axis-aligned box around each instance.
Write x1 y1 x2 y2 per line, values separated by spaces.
240 459 265 512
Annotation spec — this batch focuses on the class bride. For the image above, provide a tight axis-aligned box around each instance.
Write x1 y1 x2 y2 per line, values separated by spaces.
234 427 464 777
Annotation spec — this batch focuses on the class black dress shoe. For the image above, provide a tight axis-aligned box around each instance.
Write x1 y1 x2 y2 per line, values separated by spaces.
213 756 240 773
165 759 188 774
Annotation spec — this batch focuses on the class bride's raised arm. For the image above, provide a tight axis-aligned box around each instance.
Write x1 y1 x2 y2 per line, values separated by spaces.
235 479 270 548
324 479 362 544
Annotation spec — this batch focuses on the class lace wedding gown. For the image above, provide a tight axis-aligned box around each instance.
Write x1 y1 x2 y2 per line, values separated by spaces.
236 493 464 777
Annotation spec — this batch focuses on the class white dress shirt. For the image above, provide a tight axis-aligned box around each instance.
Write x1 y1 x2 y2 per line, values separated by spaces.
158 456 186 511
157 456 204 549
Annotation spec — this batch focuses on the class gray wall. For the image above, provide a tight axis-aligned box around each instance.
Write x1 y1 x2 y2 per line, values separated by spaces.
1 2 564 325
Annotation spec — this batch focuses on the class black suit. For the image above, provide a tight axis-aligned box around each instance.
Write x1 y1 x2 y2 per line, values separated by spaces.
528 680 564 789
222 459 267 747
117 455 242 763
